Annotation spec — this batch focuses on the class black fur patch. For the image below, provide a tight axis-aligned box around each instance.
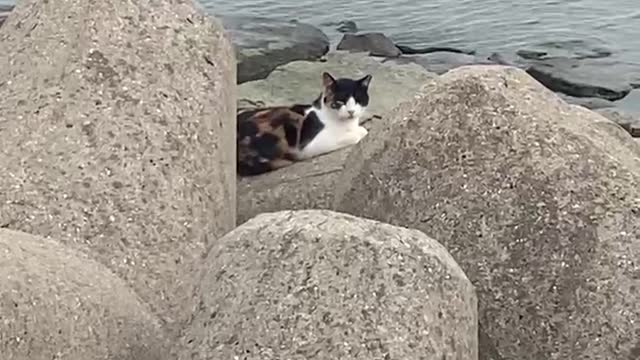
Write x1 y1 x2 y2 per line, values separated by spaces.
283 122 298 147
290 103 311 115
299 111 325 150
237 161 272 176
252 133 281 160
311 93 323 109
283 104 311 146
237 116 259 137
237 109 260 124
237 106 305 176
329 78 370 107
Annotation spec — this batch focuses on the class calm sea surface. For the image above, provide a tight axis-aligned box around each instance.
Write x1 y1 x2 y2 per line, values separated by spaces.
2 0 639 67
199 0 640 67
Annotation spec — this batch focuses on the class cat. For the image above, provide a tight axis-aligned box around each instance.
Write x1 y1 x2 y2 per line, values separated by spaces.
236 71 373 176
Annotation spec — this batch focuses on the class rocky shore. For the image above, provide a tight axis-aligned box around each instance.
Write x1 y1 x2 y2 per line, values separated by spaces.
220 15 330 83
6 4 636 131
224 11 640 136
2 1 640 360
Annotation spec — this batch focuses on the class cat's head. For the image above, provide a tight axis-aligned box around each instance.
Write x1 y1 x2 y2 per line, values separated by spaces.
321 72 372 121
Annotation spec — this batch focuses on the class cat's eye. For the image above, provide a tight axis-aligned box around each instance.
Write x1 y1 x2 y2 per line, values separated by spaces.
332 101 344 109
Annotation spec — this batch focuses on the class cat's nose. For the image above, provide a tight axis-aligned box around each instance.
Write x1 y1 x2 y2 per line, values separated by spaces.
347 110 355 116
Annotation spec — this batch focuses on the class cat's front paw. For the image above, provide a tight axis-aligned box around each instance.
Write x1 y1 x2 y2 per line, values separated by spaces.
354 126 368 142
340 126 369 147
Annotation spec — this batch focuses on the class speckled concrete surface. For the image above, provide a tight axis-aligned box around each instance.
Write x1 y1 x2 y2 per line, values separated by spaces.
0 228 170 360
335 65 640 359
178 210 478 360
0 0 237 335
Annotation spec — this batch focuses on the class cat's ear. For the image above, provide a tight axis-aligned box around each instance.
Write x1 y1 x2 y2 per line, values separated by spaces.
322 72 336 88
358 74 372 89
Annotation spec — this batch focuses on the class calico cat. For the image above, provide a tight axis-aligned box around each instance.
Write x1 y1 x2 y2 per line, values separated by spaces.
236 71 373 176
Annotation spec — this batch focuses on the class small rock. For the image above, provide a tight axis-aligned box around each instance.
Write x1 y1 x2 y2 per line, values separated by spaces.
577 47 613 59
517 47 612 61
526 57 633 101
387 51 496 75
220 15 330 83
529 39 613 60
336 20 358 33
516 49 548 60
487 52 518 66
397 44 475 55
557 93 615 110
319 19 358 33
177 210 478 360
595 108 640 137
336 32 401 57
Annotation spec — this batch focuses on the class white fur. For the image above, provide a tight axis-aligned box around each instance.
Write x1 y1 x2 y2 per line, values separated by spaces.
293 95 368 160
337 97 366 122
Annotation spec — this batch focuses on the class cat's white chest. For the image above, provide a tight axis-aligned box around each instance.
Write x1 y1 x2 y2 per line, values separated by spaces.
295 109 367 160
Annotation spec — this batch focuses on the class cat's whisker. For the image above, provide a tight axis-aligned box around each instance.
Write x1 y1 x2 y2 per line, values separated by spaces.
359 114 382 126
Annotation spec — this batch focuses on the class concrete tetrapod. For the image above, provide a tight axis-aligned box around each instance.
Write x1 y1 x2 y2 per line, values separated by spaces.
178 210 477 360
0 0 237 333
0 228 169 360
334 65 640 359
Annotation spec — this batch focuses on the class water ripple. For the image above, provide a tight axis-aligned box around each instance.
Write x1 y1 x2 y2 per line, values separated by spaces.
0 0 636 65
202 0 639 65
